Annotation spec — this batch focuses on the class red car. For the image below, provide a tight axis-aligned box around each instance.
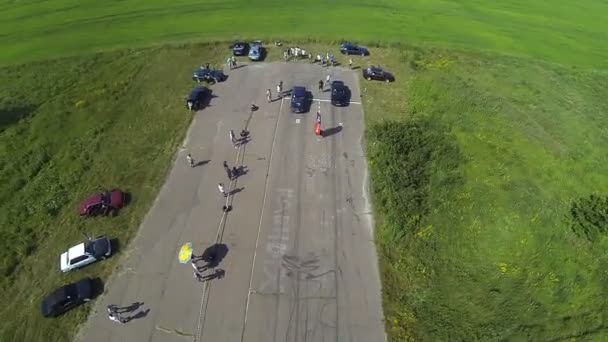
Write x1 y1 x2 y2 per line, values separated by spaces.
79 190 125 217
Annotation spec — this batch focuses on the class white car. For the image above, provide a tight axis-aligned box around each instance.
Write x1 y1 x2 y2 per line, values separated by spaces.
60 237 112 273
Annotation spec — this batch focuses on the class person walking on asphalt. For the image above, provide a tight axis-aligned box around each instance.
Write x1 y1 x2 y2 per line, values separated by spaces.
277 81 283 97
229 129 237 148
218 183 226 197
186 153 194 167
266 88 272 103
326 74 331 85
318 80 324 92
349 58 353 69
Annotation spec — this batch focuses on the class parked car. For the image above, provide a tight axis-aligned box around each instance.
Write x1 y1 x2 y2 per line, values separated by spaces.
340 42 369 56
232 42 249 56
41 278 94 317
248 40 263 61
79 189 125 217
60 236 112 273
290 86 308 113
330 81 350 106
192 68 226 83
362 66 394 82
185 86 209 111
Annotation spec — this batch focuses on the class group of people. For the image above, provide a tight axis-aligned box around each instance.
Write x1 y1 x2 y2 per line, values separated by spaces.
265 81 284 102
225 56 237 70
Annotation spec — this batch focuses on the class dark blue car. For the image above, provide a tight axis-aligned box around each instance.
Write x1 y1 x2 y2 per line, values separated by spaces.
330 81 350 106
185 86 209 111
290 86 308 113
192 68 226 83
232 42 249 56
340 42 369 56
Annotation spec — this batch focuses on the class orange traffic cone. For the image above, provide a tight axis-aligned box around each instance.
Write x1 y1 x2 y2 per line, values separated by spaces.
314 122 322 136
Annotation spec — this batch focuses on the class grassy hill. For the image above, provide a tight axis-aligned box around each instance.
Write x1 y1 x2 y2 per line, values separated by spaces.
1 0 607 68
362 46 608 340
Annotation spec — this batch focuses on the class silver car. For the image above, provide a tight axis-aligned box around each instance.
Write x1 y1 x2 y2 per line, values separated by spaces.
248 40 263 61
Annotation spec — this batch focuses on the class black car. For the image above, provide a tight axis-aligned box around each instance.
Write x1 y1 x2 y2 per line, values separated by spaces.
340 42 369 56
232 42 249 56
330 81 350 106
41 278 94 318
290 86 308 113
362 66 394 82
192 68 226 83
185 86 209 111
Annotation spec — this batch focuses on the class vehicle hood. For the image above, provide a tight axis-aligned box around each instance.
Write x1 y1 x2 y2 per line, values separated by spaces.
60 251 70 272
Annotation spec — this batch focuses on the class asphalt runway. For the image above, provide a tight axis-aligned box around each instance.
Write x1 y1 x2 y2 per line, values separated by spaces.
75 62 385 342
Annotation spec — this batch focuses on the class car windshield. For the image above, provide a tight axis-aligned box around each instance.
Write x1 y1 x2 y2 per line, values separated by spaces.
84 240 94 255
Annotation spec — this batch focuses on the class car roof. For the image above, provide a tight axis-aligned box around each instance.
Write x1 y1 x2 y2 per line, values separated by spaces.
82 193 102 207
190 87 206 96
67 243 86 259
293 86 306 96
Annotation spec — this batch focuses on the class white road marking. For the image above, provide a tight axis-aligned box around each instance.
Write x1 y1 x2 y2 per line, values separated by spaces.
241 97 285 341
312 98 362 105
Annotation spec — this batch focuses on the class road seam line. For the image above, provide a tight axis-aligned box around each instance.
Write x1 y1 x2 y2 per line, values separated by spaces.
240 97 284 341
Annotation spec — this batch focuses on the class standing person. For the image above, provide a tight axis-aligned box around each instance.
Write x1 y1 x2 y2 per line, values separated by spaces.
348 58 353 69
318 80 324 92
276 82 282 97
186 153 194 167
232 166 239 179
229 129 237 148
266 88 272 103
205 63 210 70
325 52 329 62
108 311 126 324
325 74 331 86
217 183 226 197
227 57 232 70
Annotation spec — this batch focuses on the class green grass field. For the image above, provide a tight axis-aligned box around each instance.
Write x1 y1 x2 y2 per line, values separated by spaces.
2 0 608 341
1 0 608 68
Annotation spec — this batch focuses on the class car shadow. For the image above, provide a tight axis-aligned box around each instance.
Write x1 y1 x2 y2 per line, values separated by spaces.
91 277 105 298
200 91 218 109
110 238 121 254
322 126 343 138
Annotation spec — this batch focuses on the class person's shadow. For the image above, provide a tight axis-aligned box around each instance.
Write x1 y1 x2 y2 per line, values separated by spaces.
125 309 150 322
195 243 229 270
